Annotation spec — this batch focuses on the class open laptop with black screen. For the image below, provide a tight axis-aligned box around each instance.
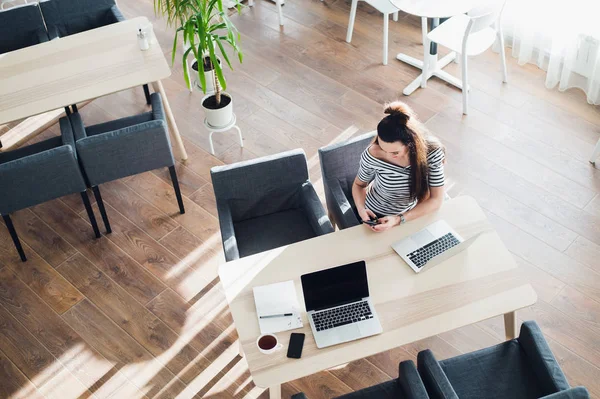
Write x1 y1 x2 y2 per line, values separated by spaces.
301 261 383 349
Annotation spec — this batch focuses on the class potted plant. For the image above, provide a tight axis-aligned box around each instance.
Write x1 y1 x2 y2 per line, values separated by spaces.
155 0 243 127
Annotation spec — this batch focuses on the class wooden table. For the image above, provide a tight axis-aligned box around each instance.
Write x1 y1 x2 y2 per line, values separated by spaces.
0 17 188 160
218 196 537 399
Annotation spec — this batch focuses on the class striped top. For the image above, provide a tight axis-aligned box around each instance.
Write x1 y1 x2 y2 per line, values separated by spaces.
357 146 445 216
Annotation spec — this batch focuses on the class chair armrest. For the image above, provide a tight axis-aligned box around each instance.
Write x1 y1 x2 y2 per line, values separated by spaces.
35 27 50 43
519 321 570 393
398 360 430 399
417 350 459 399
151 93 166 122
108 5 126 22
59 117 77 150
327 178 360 229
75 120 175 185
299 182 334 236
291 394 308 399
47 25 60 40
540 387 590 399
68 112 89 142
216 198 240 262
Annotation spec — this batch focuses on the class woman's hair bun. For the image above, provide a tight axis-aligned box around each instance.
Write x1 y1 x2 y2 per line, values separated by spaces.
383 101 413 123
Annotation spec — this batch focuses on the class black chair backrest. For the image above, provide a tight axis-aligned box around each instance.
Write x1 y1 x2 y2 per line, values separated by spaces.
39 0 118 37
0 3 48 54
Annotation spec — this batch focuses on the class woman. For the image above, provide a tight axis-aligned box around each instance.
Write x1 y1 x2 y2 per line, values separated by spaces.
352 101 445 232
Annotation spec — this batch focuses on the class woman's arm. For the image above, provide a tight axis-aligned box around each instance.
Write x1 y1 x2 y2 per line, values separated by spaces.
352 177 376 223
373 186 445 232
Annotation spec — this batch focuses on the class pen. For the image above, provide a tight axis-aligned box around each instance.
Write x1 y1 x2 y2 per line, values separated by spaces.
260 313 293 319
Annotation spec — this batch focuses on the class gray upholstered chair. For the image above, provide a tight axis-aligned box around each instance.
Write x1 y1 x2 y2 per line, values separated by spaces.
418 321 590 399
291 360 430 399
39 0 151 104
66 92 184 234
318 131 376 230
0 3 49 54
0 118 101 262
211 149 334 262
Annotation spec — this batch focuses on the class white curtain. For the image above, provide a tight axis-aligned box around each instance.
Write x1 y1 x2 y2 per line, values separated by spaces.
501 0 600 104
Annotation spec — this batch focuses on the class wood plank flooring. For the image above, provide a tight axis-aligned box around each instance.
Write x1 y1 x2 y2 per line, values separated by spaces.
1 0 600 397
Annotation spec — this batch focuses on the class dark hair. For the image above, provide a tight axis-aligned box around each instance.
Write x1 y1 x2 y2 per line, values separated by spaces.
375 101 444 202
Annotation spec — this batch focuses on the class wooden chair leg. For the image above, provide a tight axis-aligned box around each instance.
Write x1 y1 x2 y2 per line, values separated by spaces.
92 186 112 234
2 214 26 262
461 53 469 115
383 13 389 65
143 84 151 105
80 191 101 238
169 166 185 214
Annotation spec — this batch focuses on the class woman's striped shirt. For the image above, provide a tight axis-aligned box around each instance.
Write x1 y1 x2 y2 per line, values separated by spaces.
357 146 445 216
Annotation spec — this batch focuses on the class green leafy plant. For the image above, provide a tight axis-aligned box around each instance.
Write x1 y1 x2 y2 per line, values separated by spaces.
156 0 243 105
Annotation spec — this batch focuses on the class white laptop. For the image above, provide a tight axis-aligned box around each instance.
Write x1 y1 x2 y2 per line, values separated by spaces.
301 261 383 349
392 220 481 273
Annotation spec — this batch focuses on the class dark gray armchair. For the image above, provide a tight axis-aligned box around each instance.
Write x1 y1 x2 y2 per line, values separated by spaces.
0 3 49 54
417 321 590 399
39 0 150 104
211 149 334 262
318 132 376 229
291 360 430 399
66 92 184 234
0 118 101 262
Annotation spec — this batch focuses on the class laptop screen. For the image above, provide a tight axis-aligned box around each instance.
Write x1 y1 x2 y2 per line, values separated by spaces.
301 261 370 312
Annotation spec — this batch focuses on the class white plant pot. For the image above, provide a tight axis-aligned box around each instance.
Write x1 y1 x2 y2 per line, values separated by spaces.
202 92 233 128
192 57 221 95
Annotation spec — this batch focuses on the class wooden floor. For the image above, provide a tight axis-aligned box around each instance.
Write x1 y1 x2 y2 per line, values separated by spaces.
2 0 600 397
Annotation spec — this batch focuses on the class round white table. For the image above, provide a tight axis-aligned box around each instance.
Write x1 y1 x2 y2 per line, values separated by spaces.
389 0 475 95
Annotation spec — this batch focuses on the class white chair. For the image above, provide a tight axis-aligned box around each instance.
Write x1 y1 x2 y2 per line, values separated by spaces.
346 0 400 65
427 2 508 114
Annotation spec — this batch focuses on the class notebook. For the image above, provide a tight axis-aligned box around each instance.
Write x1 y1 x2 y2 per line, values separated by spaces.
253 280 303 334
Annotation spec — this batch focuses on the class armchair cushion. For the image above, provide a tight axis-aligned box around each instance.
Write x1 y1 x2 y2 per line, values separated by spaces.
233 209 317 258
336 380 403 399
40 0 122 38
0 3 49 53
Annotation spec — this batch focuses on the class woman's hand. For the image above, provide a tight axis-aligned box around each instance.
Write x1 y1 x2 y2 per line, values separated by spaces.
372 215 401 232
358 208 377 223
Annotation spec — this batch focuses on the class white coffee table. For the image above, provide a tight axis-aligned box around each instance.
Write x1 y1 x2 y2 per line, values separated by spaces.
389 0 475 95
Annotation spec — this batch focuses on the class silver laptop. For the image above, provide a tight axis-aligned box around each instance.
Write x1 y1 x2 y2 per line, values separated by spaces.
301 261 383 349
392 220 480 273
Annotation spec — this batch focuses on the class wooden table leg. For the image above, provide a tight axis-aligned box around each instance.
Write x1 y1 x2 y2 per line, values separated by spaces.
504 311 518 340
269 385 281 399
152 80 188 161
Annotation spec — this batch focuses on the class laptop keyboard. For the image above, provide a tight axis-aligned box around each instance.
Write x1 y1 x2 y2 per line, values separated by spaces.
312 301 373 332
407 232 461 269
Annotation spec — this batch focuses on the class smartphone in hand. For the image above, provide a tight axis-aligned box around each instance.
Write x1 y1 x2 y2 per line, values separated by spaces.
363 216 379 226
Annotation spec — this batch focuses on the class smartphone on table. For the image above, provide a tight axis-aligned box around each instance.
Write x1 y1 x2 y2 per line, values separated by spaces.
287 333 305 359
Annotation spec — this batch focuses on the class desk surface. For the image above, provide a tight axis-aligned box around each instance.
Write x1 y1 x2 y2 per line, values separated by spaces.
0 17 170 125
218 196 537 388
389 0 475 18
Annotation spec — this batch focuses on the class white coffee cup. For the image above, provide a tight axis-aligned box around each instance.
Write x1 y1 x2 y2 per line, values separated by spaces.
256 333 283 355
